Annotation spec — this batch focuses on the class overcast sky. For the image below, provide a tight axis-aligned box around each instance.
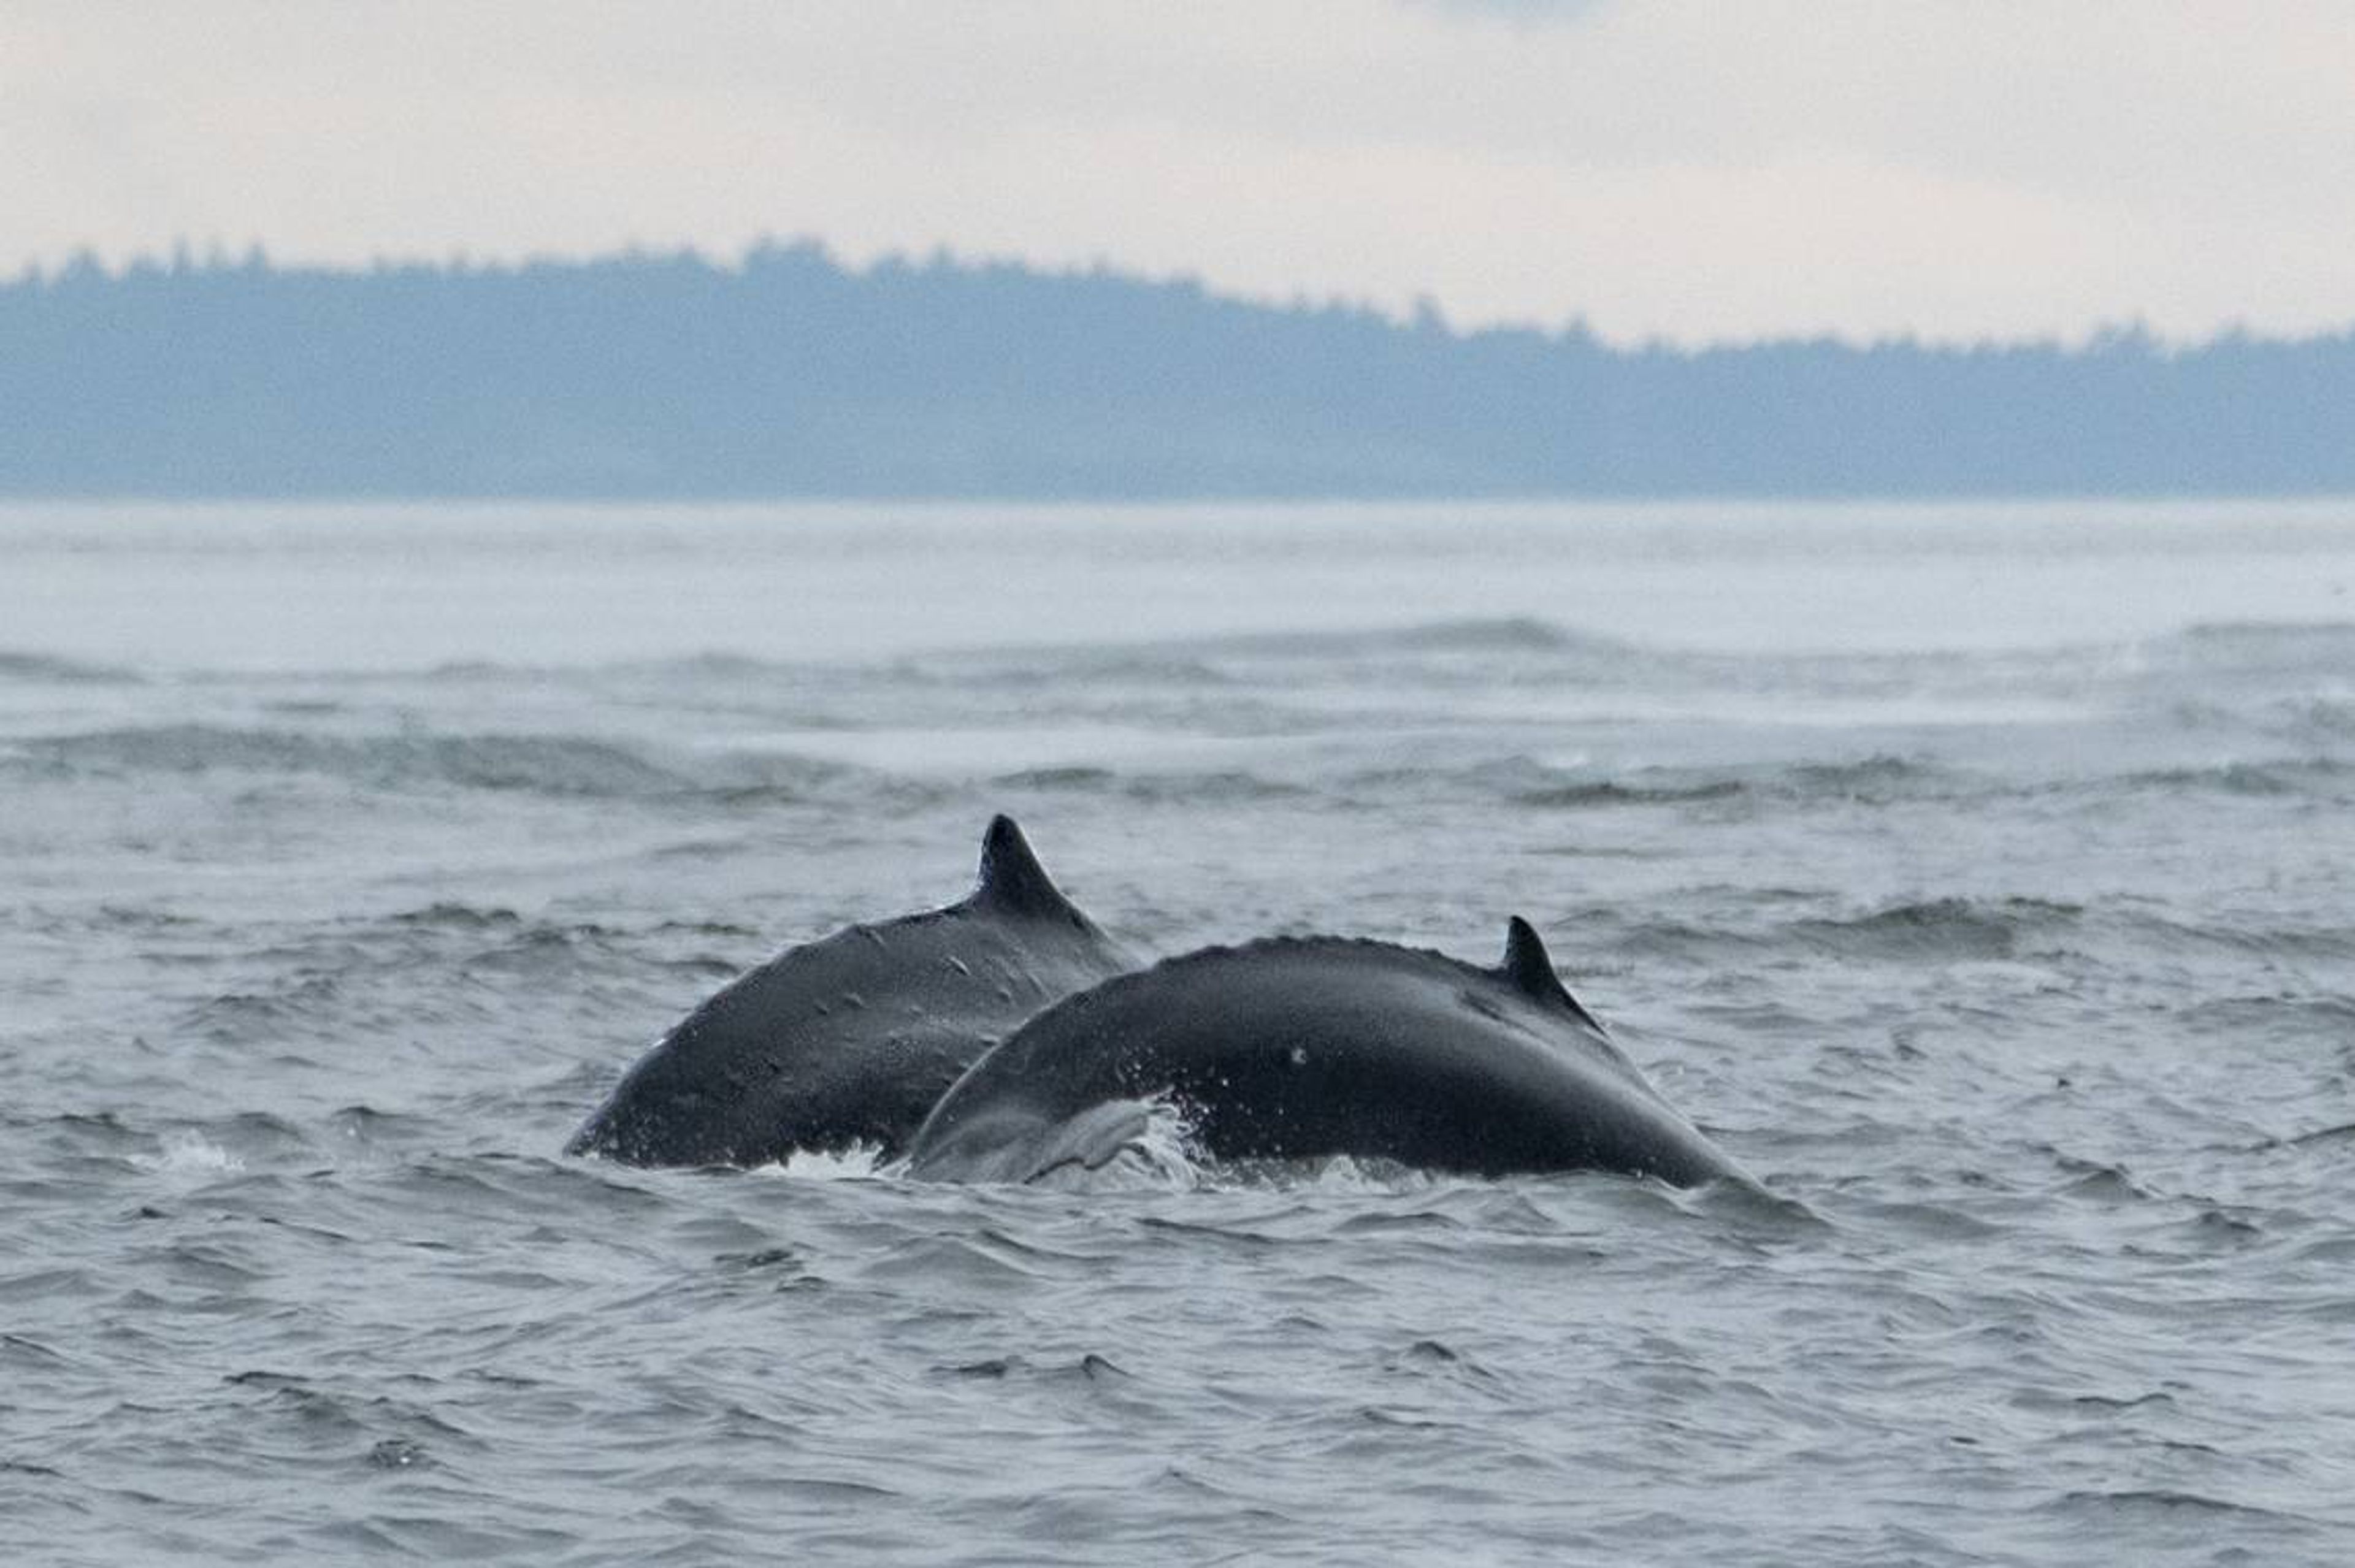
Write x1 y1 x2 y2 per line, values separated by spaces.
6 1 2351 344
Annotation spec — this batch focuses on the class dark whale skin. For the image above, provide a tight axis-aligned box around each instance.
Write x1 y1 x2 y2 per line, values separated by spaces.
567 817 1136 1167
905 918 1742 1187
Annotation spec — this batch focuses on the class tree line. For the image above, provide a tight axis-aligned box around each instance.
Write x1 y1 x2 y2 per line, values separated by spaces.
5 242 2350 497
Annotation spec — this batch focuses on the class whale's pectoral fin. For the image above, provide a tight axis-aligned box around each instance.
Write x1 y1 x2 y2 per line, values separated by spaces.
1498 916 1607 1034
931 1096 1157 1184
1022 1098 1157 1181
969 814 1086 922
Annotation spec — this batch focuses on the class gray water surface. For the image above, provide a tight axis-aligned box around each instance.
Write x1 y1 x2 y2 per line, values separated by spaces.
4 500 2354 1565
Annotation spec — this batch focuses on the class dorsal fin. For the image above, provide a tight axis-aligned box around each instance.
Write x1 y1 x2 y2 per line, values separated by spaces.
1498 916 1607 1031
971 815 1081 919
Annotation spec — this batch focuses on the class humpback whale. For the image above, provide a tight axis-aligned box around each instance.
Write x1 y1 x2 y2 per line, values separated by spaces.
567 816 1136 1166
905 918 1742 1187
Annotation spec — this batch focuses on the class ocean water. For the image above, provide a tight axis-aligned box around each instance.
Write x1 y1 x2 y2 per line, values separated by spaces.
4 499 2354 1566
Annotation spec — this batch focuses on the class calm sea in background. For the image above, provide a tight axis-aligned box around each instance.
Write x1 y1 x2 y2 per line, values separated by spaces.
4 499 2354 1566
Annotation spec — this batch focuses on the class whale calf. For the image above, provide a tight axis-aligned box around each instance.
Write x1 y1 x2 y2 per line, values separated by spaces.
567 816 1136 1166
905 917 1742 1187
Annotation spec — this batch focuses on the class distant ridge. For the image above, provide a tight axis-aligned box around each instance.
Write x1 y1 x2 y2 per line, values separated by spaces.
4 242 2351 498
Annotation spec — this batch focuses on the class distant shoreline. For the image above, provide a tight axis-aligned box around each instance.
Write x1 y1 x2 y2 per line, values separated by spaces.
9 244 2353 499
9 495 2354 515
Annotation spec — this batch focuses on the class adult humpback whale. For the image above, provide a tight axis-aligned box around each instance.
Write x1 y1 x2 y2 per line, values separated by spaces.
567 816 1136 1166
905 918 1742 1187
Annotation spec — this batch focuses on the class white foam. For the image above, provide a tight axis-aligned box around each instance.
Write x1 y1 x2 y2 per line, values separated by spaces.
133 1129 246 1176
774 1142 889 1180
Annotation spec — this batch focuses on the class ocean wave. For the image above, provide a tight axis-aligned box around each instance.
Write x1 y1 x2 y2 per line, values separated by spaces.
2176 993 2355 1043
2 722 897 803
158 906 764 1070
2124 912 2355 962
989 764 1311 803
987 764 1119 791
1780 755 1954 798
2166 619 2355 649
12 724 687 795
2283 1121 2355 1149
2274 695 2355 740
360 618 1637 690
895 618 1659 700
183 977 351 1044
2154 695 2355 745
0 649 144 684
2118 759 2354 800
1513 779 1747 809
388 902 526 931
1790 897 2083 962
388 902 757 944
1155 616 1627 659
2141 620 2355 683
914 649 1241 688
2043 1488 2320 1527
1499 754 1984 813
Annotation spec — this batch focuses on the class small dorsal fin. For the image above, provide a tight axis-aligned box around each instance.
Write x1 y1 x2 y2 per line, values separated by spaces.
1498 916 1607 1031
971 814 1081 919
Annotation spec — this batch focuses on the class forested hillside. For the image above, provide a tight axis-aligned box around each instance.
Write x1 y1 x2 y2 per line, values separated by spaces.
6 243 2349 497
